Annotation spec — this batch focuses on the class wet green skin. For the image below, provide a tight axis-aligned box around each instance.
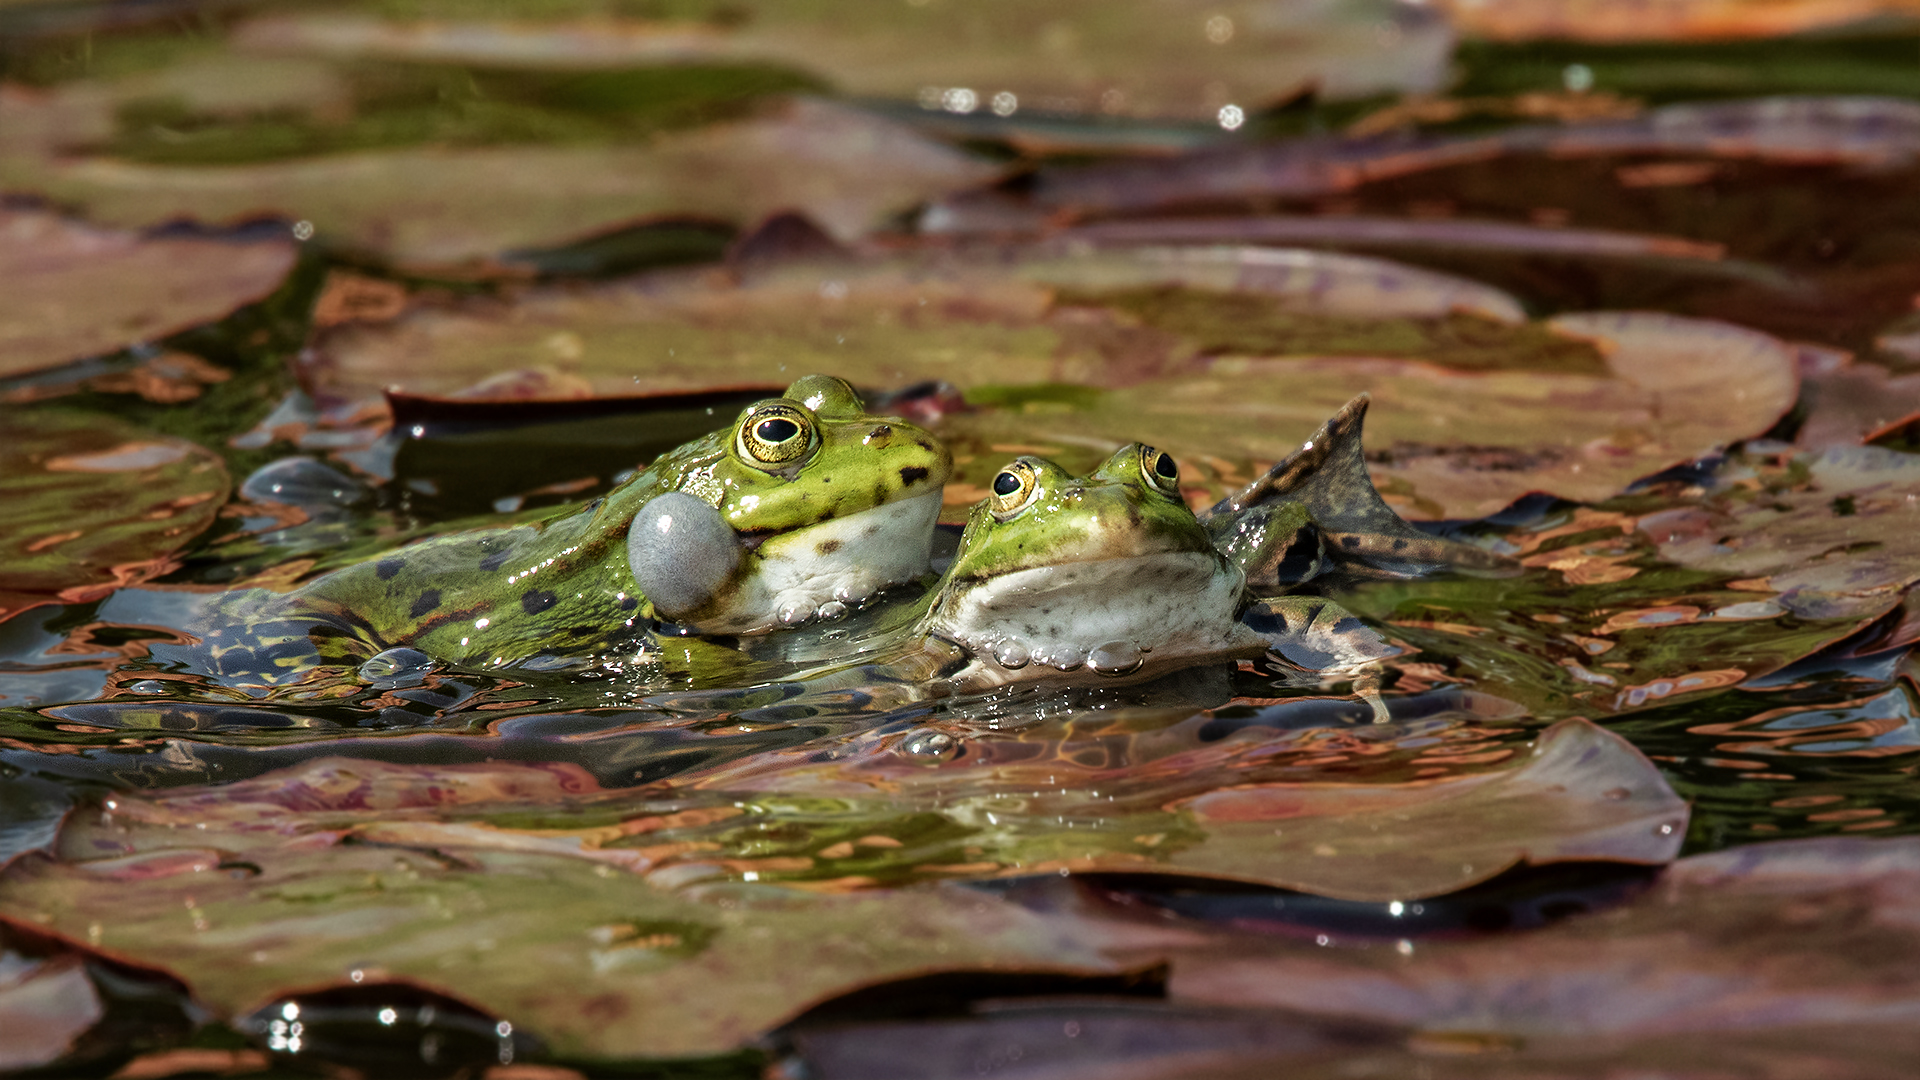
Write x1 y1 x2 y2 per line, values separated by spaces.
909 443 1391 687
200 375 950 685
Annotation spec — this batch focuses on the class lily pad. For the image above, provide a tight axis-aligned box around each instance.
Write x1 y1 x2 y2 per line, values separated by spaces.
0 775 1161 1060
650 715 1685 902
305 245 1530 402
233 0 1453 117
1442 1 1920 43
941 309 1798 519
0 94 996 268
1640 445 1920 618
1163 836 1920 1043
0 207 297 379
0 411 230 619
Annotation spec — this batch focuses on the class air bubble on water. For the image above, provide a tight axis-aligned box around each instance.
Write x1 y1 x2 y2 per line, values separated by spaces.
128 680 167 695
357 647 436 686
900 728 959 760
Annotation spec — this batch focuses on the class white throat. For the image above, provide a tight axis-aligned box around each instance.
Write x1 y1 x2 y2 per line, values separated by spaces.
926 550 1259 678
699 490 942 633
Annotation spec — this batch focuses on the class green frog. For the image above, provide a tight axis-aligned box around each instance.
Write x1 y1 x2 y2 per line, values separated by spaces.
195 374 951 685
753 441 1402 710
916 442 1401 693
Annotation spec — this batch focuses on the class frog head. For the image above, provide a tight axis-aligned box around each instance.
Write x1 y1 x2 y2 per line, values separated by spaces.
628 374 952 632
922 442 1251 675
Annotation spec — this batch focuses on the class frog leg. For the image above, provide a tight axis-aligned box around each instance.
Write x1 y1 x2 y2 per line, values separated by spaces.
1240 595 1399 722
1202 394 1515 582
1205 500 1328 594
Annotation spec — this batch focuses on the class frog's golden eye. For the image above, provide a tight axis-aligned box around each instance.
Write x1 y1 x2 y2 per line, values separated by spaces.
988 460 1041 518
737 403 816 468
1140 445 1180 495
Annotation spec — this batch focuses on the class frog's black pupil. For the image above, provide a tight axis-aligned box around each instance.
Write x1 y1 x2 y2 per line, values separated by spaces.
992 471 1023 497
756 417 800 444
1154 452 1178 480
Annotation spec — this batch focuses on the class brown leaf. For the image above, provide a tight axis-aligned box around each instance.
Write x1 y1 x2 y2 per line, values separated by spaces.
0 208 295 380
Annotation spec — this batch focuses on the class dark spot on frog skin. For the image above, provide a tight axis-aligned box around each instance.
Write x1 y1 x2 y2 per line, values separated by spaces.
1392 538 1408 551
619 596 639 611
817 538 844 555
569 625 597 637
376 557 405 580
410 590 442 618
521 589 559 615
1333 617 1367 635
899 465 930 486
1341 536 1362 549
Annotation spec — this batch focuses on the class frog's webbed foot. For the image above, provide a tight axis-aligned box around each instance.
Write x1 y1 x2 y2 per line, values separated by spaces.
628 492 742 623
1202 394 1516 588
1242 596 1398 722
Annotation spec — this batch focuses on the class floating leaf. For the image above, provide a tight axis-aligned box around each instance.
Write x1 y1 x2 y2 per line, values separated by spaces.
305 245 1526 404
939 309 1797 519
1162 836 1920 1045
1446 3 1920 45
0 207 296 380
0 411 229 618
1642 446 1920 618
0 95 996 268
0 777 1168 1060
232 0 1453 118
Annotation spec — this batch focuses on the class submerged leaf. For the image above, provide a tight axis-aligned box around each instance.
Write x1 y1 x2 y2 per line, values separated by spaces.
0 779 1162 1059
0 411 229 618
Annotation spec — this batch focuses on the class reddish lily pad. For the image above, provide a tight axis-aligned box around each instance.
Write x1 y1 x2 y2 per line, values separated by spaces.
1640 445 1920 619
1162 836 1920 1042
305 245 1528 403
0 94 996 269
0 411 230 619
0 207 297 379
1431 0 1920 41
0 772 1164 1060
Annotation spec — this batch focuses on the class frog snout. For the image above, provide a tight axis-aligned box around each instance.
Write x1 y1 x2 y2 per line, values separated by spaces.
628 492 741 620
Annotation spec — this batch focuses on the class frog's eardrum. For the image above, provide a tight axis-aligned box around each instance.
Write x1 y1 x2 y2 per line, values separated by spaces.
628 492 741 620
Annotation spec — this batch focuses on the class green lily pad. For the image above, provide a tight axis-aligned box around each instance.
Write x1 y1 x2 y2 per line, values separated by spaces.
0 411 230 619
0 207 297 380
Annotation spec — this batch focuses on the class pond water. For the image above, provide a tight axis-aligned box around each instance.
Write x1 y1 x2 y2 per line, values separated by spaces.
4 4 1920 1078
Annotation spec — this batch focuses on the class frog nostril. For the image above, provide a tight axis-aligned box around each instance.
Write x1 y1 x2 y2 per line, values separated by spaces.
870 424 893 439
